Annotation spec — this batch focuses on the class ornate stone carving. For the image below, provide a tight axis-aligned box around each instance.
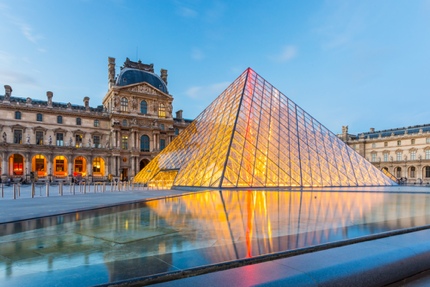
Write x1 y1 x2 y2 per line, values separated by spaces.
130 85 157 95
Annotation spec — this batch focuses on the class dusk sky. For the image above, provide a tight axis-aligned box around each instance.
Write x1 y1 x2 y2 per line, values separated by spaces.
0 0 429 135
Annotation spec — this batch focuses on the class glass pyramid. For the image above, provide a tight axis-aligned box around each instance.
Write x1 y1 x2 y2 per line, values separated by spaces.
134 68 396 188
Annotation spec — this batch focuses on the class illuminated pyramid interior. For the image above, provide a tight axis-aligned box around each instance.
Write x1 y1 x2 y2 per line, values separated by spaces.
134 68 396 188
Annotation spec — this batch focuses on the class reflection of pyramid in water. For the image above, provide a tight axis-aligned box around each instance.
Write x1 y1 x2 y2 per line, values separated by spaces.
134 68 396 188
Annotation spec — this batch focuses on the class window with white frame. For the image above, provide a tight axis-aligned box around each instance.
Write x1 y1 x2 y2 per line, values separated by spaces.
371 153 377 162
426 150 430 160
410 151 416 160
396 152 402 161
383 153 389 162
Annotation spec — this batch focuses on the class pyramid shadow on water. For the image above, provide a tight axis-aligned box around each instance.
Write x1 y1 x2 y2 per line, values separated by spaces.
134 68 396 189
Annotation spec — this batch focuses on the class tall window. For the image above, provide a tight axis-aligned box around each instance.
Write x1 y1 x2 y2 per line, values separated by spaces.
174 128 179 136
410 167 416 178
36 131 44 145
160 124 165 131
15 111 21 119
426 166 430 178
158 103 166 118
76 118 81 125
94 119 100 127
410 151 416 160
411 139 415 145
140 135 150 152
397 140 401 146
56 133 64 146
396 152 402 161
384 142 388 147
140 100 147 114
13 130 22 144
160 139 166 150
383 153 388 162
93 135 100 148
36 113 43 121
57 115 63 124
427 138 430 144
121 97 128 112
121 136 128 150
13 154 24 175
122 119 128 127
75 134 83 147
371 153 376 162
426 150 430 160
395 167 402 178
371 143 376 148
93 157 101 173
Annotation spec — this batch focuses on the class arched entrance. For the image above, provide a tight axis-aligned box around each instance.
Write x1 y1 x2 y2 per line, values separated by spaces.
53 155 68 178
32 154 47 178
92 157 105 179
10 154 24 177
73 156 87 177
139 159 150 171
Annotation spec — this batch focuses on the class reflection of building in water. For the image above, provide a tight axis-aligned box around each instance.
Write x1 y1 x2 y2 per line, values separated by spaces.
2 191 430 284
134 69 395 188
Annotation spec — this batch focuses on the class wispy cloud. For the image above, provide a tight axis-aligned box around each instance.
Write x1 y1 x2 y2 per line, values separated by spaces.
177 6 198 18
0 70 38 86
19 22 43 44
269 45 298 63
185 81 230 99
191 48 204 60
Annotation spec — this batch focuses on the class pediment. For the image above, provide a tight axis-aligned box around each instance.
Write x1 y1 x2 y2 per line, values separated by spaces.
121 82 171 98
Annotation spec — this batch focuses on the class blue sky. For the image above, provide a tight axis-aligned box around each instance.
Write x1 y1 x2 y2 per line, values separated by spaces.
0 0 429 135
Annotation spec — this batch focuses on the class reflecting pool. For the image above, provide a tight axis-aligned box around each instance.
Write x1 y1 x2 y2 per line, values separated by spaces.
1 190 430 286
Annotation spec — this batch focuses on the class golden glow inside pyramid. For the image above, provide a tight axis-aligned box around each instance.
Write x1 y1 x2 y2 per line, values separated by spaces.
134 68 396 188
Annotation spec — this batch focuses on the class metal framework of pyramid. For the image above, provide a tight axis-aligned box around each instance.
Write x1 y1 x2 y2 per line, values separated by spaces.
134 68 396 188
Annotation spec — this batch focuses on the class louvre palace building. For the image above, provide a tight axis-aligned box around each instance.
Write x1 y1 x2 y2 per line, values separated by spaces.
339 125 430 184
0 57 191 183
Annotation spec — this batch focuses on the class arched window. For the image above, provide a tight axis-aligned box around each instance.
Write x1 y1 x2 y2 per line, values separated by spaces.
158 103 166 118
140 135 150 152
425 166 430 178
121 97 128 112
409 166 416 178
140 100 147 114
395 167 402 178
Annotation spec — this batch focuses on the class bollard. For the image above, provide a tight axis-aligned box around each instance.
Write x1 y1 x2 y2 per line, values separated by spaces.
1 183 3 198
46 182 49 197
59 182 63 196
72 183 75 195
13 184 16 199
31 183 35 198
18 183 21 197
84 182 86 194
110 181 113 192
103 182 106 193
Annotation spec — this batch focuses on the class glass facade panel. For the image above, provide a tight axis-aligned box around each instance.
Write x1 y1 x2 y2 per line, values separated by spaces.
134 68 395 188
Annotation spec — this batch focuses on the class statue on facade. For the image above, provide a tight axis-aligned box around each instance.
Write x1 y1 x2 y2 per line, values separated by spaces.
69 137 73 146
132 97 138 110
88 138 92 147
2 132 6 142
26 134 30 144
48 135 52 145
4 85 12 101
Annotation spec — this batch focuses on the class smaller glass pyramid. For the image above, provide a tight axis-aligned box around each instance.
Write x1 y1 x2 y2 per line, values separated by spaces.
134 68 396 188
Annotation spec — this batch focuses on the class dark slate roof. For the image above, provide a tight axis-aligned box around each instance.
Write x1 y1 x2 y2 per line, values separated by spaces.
116 68 168 94
359 124 430 139
0 96 104 112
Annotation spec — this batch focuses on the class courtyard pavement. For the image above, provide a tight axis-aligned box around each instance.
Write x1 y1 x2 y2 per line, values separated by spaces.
2 183 430 286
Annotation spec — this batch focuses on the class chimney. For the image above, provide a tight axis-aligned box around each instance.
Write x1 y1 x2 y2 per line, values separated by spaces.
160 69 168 86
176 110 183 119
341 125 348 141
108 57 116 89
47 91 53 108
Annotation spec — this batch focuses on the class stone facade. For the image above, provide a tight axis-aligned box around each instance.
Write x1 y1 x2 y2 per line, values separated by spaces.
0 57 191 183
339 125 430 184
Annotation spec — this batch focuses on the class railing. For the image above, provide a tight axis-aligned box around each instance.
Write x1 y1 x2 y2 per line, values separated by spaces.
0 181 160 200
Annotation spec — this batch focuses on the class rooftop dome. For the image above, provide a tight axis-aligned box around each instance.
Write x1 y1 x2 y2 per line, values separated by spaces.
116 68 168 94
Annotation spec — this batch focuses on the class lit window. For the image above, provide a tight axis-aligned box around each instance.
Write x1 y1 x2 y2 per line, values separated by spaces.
13 154 24 175
13 130 22 144
140 100 147 114
93 157 101 173
159 103 166 118
94 120 100 127
121 97 128 112
75 134 83 147
121 136 128 149
57 115 63 124
36 131 44 145
76 118 81 125
140 135 150 152
56 133 64 146
15 111 21 120
36 113 43 122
